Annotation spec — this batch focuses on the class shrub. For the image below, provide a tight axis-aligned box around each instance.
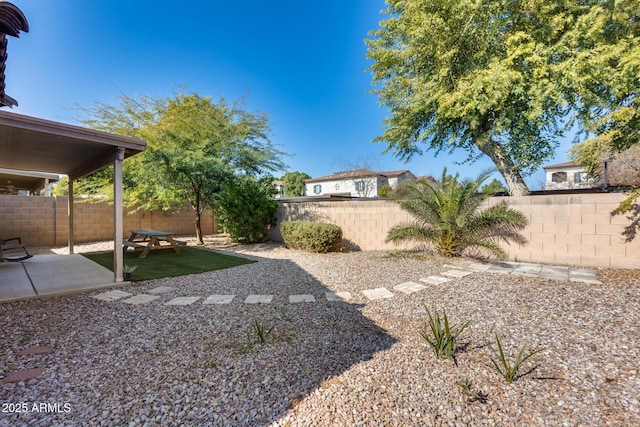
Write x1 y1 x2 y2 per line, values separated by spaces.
377 184 392 197
216 176 278 243
280 221 343 253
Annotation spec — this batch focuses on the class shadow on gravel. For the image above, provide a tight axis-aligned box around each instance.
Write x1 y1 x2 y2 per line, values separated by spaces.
0 252 397 426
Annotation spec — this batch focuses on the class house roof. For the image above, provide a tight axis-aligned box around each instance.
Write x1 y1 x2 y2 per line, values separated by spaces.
543 161 582 170
304 169 413 183
379 169 413 177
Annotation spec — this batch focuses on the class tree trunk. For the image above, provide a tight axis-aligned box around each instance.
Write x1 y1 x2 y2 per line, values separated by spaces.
194 192 204 245
476 138 530 196
195 211 203 245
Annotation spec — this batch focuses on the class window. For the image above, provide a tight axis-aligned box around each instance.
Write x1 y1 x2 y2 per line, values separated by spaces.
574 172 588 184
355 181 365 191
551 172 567 183
313 184 322 194
335 183 340 190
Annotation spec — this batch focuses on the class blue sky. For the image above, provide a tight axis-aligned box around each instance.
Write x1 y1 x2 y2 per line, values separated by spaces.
6 0 575 190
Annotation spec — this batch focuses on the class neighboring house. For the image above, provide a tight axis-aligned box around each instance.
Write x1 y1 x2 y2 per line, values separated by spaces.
272 180 285 199
0 168 59 196
303 169 416 198
543 161 596 190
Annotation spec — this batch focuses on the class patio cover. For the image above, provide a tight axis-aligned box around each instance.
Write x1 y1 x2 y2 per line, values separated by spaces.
0 167 59 195
0 110 146 282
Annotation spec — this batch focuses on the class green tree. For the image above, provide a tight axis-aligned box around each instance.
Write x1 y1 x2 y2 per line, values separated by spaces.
79 91 288 243
386 168 528 259
366 0 640 196
570 141 640 241
282 171 311 197
481 178 509 196
216 175 278 243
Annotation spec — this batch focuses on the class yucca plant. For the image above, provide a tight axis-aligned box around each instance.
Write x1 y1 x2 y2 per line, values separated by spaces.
249 319 274 344
488 335 543 383
386 168 528 259
419 306 470 363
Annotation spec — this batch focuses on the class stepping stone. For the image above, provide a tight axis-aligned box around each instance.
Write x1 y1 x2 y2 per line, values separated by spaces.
569 269 597 277
512 271 540 278
362 288 394 301
39 316 64 326
244 295 273 304
541 273 569 281
92 290 133 302
122 294 160 305
146 286 176 295
203 295 235 304
165 296 200 306
441 270 473 278
466 263 492 272
540 267 569 281
325 292 351 302
420 276 451 285
485 264 514 274
393 281 427 295
569 269 601 284
570 277 602 285
20 346 53 356
513 264 542 274
446 261 472 269
3 367 46 383
38 330 65 338
289 294 316 303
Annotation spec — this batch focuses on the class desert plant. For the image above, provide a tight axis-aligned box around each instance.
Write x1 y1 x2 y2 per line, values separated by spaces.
249 319 274 344
488 335 543 383
455 379 484 405
123 264 138 273
280 221 343 253
419 306 470 363
386 168 528 259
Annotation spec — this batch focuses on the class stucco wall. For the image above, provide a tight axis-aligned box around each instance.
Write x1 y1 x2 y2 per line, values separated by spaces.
270 193 639 269
304 177 379 198
0 195 217 247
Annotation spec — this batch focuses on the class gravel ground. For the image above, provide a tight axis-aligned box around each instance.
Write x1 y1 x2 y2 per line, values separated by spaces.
1 238 639 426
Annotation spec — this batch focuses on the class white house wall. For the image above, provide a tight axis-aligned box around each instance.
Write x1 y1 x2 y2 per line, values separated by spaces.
545 166 595 190
305 177 379 197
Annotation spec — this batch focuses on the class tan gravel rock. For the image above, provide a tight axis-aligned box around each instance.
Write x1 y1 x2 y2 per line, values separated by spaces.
1 239 639 426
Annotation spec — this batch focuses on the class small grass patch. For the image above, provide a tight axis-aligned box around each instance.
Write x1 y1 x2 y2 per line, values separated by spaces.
83 247 255 281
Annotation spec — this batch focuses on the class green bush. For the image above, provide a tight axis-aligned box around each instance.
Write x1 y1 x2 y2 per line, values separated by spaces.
216 176 278 243
280 221 343 253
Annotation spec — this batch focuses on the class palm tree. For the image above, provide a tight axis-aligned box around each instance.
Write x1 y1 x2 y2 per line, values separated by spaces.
386 169 528 259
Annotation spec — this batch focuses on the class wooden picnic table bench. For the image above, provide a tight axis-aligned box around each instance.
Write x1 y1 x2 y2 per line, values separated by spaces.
124 229 185 258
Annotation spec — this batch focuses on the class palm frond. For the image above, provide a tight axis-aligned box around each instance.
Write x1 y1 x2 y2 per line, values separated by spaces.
385 222 438 245
386 168 528 258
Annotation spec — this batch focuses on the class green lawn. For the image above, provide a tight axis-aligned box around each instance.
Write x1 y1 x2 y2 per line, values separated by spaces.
82 246 255 281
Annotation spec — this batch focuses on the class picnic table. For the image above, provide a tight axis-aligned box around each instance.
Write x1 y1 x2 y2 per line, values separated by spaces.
124 229 186 258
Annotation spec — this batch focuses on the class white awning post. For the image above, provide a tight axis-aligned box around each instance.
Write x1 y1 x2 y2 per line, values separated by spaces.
114 148 125 282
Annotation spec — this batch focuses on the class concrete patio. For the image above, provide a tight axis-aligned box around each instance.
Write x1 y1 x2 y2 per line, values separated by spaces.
0 254 116 302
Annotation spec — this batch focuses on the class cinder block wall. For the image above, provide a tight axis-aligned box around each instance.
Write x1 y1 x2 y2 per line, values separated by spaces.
0 195 217 247
270 193 640 268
